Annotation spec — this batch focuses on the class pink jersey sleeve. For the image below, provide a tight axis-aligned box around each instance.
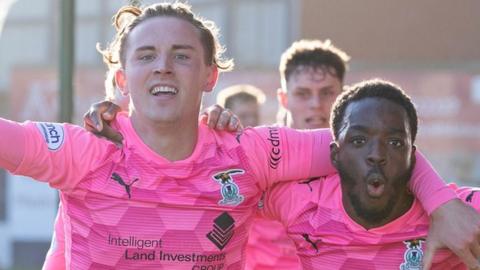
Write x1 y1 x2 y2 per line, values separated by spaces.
0 118 27 171
408 151 457 215
453 184 480 209
240 126 334 190
0 118 117 190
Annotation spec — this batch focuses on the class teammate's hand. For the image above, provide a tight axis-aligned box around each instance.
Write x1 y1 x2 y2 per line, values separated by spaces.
423 199 480 270
83 100 124 146
199 104 243 132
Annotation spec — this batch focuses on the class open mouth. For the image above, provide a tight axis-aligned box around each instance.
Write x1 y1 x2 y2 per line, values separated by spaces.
366 176 386 198
150 86 178 96
305 116 327 127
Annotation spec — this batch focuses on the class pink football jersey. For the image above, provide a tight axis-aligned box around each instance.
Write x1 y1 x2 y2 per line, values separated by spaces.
2 115 333 269
263 175 479 270
0 115 456 269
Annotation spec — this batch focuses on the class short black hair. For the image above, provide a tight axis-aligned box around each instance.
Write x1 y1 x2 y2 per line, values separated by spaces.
330 79 418 142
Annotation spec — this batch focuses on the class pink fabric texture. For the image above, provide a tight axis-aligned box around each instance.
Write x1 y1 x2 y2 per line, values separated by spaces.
242 141 455 270
2 115 332 269
263 175 476 270
245 217 301 270
0 115 455 269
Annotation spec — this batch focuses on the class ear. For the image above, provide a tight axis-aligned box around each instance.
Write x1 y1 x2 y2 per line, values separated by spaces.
204 66 219 93
330 141 340 169
277 88 288 109
115 69 129 96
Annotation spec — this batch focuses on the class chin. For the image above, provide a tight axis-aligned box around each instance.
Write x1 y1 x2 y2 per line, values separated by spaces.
351 194 392 221
148 113 177 123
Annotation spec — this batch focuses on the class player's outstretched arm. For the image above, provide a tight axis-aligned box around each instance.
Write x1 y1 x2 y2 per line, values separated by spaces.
423 199 480 270
0 118 27 172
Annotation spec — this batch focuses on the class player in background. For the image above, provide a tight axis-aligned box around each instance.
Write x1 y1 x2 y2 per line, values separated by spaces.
216 84 266 128
246 39 349 270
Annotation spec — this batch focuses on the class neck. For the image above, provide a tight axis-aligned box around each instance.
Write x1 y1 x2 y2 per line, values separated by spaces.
130 114 199 161
342 187 414 230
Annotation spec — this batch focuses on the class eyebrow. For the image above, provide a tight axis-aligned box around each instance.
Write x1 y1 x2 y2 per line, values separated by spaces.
172 44 196 51
134 44 196 53
134 46 156 53
349 124 407 135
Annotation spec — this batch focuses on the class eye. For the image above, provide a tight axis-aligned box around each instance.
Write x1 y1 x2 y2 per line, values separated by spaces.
350 136 366 146
294 91 310 99
174 53 190 60
138 54 155 62
389 139 404 148
320 89 335 97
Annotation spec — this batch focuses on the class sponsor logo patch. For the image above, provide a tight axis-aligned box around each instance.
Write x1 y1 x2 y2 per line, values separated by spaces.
36 122 65 151
267 127 281 169
206 212 235 250
212 169 245 206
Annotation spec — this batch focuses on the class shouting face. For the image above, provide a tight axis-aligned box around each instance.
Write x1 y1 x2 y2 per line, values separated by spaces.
331 97 415 228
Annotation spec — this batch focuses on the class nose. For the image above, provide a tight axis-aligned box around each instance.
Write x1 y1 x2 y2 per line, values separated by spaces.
367 140 387 166
153 55 172 75
308 94 324 109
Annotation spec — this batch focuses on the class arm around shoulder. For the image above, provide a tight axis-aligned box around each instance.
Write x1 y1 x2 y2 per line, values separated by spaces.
241 126 335 190
408 150 457 215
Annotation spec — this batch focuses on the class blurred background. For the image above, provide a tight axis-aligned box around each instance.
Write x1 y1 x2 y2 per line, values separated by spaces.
0 0 479 268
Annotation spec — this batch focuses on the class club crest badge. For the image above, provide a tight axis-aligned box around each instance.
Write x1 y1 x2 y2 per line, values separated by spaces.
400 239 425 270
212 169 245 206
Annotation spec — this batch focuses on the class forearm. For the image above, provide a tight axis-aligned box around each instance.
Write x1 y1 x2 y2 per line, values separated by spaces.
248 127 335 189
0 118 26 172
408 151 456 215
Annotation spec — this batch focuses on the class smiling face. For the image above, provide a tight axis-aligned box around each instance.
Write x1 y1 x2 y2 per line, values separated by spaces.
116 16 218 126
280 66 342 129
331 97 415 228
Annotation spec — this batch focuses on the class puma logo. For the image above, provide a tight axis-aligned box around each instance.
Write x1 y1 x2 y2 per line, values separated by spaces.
302 233 321 253
299 177 321 192
111 172 139 199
